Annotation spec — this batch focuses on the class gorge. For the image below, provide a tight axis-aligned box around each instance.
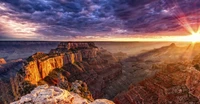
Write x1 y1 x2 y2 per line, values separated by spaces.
2 42 122 104
1 42 200 104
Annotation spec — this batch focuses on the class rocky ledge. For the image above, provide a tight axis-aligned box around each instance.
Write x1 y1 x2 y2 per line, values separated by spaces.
11 85 114 104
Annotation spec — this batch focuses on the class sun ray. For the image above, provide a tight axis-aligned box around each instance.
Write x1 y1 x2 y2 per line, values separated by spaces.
164 0 200 58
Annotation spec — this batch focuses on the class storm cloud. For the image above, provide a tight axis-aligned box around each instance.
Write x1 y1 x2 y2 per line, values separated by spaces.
0 0 200 40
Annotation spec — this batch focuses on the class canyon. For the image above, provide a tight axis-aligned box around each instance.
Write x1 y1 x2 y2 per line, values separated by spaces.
113 61 200 104
10 42 122 102
112 43 200 103
2 42 200 104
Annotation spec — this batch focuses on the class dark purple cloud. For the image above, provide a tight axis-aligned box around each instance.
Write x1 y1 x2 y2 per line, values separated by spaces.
0 0 200 40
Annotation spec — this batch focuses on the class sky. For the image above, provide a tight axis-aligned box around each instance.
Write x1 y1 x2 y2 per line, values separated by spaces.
0 0 200 41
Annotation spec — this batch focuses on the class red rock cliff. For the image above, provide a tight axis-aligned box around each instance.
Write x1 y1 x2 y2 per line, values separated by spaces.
24 42 98 84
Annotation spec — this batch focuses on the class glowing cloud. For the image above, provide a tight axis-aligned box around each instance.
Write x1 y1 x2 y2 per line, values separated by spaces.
0 3 7 11
0 15 42 39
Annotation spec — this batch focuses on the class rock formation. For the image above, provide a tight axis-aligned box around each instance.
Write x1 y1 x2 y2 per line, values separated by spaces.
4 42 200 104
18 42 122 99
0 58 6 64
104 43 200 100
11 84 114 104
23 42 98 85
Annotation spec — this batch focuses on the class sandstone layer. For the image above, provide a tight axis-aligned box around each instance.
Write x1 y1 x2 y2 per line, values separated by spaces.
23 42 98 85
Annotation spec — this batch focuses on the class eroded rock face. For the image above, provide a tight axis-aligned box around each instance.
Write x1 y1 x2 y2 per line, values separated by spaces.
21 42 122 99
11 85 114 104
24 54 82 84
114 62 200 104
0 58 6 64
23 42 96 84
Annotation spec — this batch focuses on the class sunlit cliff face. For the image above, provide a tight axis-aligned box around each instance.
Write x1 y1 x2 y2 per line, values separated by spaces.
0 0 200 41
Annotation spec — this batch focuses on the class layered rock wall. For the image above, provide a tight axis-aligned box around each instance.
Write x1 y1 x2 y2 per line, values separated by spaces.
114 62 200 104
24 42 98 84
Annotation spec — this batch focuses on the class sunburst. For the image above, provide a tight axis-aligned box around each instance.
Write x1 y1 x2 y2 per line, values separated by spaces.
188 33 200 43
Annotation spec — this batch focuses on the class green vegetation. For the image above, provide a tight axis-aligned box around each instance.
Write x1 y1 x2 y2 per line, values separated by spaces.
19 81 36 95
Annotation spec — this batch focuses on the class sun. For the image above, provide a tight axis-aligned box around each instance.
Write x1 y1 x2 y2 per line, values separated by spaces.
188 33 200 43
172 33 200 42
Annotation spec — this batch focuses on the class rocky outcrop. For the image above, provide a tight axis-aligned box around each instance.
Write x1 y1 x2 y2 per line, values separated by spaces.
24 52 83 84
11 85 114 104
0 42 122 104
21 42 122 99
0 58 6 64
23 42 94 84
